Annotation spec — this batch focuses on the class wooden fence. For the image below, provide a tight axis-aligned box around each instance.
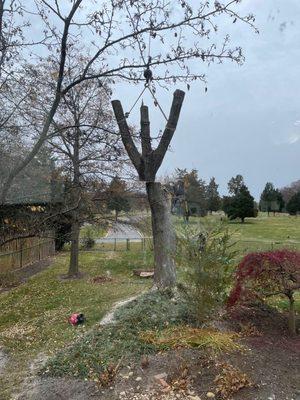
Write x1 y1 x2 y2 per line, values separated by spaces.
0 236 55 272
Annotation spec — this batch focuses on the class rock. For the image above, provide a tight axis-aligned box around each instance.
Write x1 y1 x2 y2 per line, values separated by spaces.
154 373 168 381
135 376 142 382
141 355 149 369
128 371 134 377
206 393 215 398
189 396 201 400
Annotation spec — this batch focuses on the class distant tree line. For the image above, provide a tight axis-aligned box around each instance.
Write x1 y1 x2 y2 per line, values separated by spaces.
259 180 300 216
170 170 256 223
170 169 221 220
171 170 300 220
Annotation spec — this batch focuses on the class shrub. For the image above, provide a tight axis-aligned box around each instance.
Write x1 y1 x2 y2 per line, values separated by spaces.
81 236 95 250
81 226 96 250
228 250 300 335
177 223 237 324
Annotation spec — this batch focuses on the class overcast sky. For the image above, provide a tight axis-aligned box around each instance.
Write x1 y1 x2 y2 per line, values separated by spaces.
114 0 300 200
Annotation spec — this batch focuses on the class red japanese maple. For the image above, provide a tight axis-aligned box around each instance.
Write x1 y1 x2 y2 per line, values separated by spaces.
228 250 300 334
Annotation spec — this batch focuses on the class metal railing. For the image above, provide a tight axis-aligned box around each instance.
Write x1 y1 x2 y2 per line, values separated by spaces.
81 236 300 253
81 237 153 252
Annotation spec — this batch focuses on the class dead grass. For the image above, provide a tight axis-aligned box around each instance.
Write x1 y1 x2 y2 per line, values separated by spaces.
140 326 241 354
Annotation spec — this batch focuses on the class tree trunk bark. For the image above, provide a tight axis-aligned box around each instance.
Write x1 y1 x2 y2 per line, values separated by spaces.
146 182 176 288
68 219 80 276
288 294 296 335
68 125 81 277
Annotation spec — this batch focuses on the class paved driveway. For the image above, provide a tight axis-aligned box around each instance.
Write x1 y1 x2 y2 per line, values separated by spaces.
95 222 142 243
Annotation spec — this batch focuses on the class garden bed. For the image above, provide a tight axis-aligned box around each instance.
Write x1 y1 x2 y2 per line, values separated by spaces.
40 291 300 400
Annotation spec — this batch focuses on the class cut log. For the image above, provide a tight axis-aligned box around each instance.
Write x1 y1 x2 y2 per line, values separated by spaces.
133 269 154 278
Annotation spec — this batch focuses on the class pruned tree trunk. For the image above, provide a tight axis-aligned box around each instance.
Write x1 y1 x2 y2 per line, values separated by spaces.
68 218 80 276
112 89 185 289
146 182 176 288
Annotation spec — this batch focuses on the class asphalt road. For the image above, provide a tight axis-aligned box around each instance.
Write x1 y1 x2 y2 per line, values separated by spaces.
95 222 142 243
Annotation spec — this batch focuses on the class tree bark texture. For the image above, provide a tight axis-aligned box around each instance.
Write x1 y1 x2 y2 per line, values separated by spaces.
68 126 81 277
288 294 296 335
146 182 176 288
68 219 80 276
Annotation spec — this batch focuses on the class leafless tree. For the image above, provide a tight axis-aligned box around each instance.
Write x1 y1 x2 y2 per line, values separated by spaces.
0 0 256 204
48 58 123 277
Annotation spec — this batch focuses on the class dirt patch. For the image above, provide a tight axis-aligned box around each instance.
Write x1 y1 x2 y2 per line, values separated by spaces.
226 303 292 336
91 275 114 284
12 339 300 400
0 348 8 375
59 271 87 281
14 377 101 400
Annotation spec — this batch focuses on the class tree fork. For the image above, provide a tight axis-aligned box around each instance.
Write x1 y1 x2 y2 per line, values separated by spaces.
112 89 185 288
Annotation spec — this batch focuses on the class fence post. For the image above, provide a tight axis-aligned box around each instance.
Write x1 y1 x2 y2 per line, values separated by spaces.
126 239 130 251
114 238 117 251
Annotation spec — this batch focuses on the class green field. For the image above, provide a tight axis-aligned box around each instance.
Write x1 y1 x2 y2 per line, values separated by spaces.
174 213 300 254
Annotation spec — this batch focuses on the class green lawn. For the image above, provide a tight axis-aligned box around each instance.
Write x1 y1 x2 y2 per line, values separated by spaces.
0 250 152 398
174 213 300 254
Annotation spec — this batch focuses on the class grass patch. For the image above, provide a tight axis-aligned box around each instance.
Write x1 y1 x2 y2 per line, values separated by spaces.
0 249 152 397
174 213 300 255
42 290 191 381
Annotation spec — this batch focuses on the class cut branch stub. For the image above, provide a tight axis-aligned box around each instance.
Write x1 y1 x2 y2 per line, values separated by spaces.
153 89 185 172
111 89 185 182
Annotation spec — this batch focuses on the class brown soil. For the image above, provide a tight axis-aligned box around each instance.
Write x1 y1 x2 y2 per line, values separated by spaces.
91 275 114 284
